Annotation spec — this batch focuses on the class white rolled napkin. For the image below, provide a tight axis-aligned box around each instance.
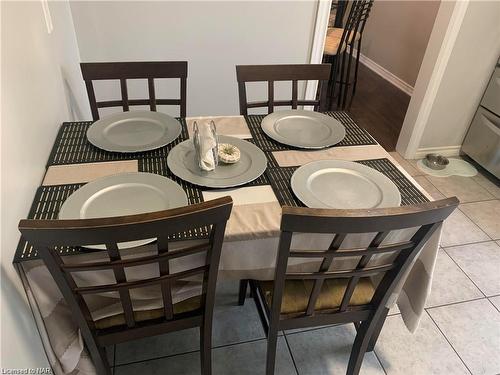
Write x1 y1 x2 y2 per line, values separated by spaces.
198 122 217 171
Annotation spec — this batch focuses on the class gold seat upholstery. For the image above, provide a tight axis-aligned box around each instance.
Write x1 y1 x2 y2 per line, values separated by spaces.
95 295 201 330
323 27 361 56
258 278 374 315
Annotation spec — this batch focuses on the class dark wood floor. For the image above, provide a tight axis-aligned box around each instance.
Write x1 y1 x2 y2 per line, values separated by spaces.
329 63 411 151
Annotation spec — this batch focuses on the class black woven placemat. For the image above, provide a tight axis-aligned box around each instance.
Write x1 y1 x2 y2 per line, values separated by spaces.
15 152 271 262
266 158 430 208
14 182 212 263
245 111 376 152
13 176 213 262
46 119 189 166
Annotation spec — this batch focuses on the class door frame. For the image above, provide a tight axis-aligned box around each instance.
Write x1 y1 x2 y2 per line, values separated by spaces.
307 0 471 158
304 0 332 109
396 0 470 158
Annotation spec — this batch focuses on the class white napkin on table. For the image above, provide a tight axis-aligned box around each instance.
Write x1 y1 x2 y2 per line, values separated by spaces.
198 122 217 171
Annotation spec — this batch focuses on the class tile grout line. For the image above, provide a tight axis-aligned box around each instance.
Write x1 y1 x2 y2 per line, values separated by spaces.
441 248 488 299
409 170 495 243
457 205 496 242
416 162 496 198
441 238 496 249
282 332 300 375
372 349 388 375
114 348 200 369
487 297 500 314
425 296 487 311
114 336 268 368
424 310 474 375
411 170 496 204
284 323 341 336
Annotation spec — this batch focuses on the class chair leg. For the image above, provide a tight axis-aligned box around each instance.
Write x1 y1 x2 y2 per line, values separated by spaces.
87 342 112 375
367 308 389 352
341 48 355 110
347 321 372 375
265 328 279 375
238 279 248 305
200 324 212 375
337 51 349 109
348 40 363 109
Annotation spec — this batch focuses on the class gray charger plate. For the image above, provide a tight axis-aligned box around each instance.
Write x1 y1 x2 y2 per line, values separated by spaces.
291 160 401 209
59 172 188 249
167 135 267 188
87 110 182 152
261 110 346 149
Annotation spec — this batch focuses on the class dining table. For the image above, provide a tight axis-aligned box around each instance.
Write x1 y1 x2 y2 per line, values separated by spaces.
13 111 440 375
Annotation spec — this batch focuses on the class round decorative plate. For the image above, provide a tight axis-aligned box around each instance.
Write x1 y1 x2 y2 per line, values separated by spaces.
291 160 401 209
167 135 267 188
87 110 182 152
261 110 346 149
59 172 188 249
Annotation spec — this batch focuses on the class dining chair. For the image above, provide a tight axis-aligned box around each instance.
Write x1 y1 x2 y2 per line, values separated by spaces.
18 196 233 375
242 197 458 375
80 61 188 121
323 0 374 109
331 0 349 28
235 64 331 115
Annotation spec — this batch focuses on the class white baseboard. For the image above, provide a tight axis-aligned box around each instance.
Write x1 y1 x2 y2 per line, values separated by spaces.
414 145 462 159
358 53 414 96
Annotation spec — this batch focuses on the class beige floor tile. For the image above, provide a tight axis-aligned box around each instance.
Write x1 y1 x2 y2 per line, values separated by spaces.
286 325 385 375
426 175 494 203
389 152 423 176
445 241 500 296
425 249 483 307
460 200 500 240
413 176 445 200
441 209 490 247
115 337 297 375
472 173 500 199
388 304 400 316
428 299 500 375
489 295 500 311
408 159 420 170
374 313 469 375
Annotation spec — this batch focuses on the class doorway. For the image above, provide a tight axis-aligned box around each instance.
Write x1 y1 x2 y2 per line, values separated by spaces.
315 0 441 151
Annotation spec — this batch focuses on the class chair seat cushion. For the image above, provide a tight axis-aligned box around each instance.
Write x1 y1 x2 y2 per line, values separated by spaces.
258 278 374 315
94 295 201 330
324 27 361 56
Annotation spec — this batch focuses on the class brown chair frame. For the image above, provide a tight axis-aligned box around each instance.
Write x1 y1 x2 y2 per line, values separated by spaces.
327 0 374 109
81 61 188 121
244 198 458 375
235 64 331 115
19 197 233 375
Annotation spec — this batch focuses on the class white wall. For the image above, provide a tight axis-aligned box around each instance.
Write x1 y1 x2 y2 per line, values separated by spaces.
1 1 90 368
397 0 500 157
361 0 441 87
418 0 500 150
69 1 318 117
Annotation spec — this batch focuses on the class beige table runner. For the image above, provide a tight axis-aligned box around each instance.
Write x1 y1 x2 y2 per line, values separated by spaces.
186 115 252 139
43 160 138 186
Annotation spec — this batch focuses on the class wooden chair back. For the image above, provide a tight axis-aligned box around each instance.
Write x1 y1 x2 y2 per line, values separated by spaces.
235 64 331 115
271 198 458 325
19 197 232 374
80 61 188 121
333 0 374 109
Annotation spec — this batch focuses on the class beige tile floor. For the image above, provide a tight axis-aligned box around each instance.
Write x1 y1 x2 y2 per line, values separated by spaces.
112 155 500 375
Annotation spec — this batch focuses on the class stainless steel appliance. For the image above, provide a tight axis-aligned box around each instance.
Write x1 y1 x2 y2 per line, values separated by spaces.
462 58 500 178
